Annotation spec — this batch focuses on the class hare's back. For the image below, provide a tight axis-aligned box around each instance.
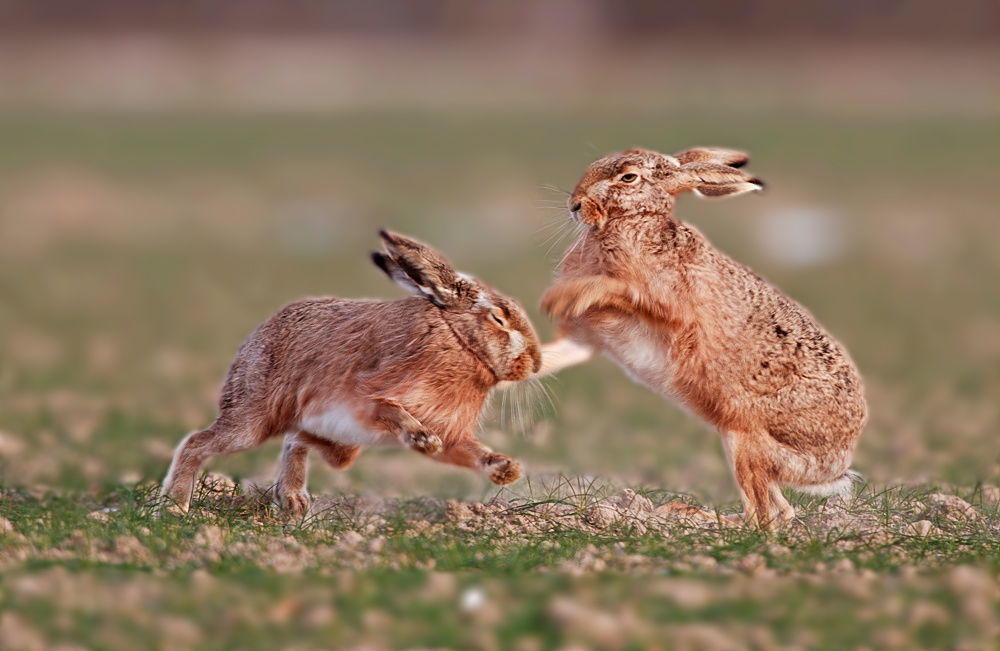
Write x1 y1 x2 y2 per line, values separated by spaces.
709 259 866 436
218 297 426 407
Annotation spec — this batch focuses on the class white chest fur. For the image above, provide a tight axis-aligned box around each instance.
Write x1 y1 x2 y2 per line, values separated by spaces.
299 404 395 447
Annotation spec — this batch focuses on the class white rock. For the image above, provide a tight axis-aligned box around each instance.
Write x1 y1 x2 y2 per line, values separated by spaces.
617 488 653 518
584 502 620 529
907 520 935 537
923 494 976 521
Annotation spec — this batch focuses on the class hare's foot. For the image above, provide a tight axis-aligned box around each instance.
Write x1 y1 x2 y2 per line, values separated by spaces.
722 486 795 529
155 497 190 518
721 508 793 530
484 453 522 486
434 439 523 486
405 429 443 456
161 422 264 518
275 486 312 518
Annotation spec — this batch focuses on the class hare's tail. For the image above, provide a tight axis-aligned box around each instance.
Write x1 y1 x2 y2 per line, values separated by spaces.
794 470 863 498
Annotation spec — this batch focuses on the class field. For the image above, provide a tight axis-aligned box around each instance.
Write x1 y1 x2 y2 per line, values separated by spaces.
1 109 1000 649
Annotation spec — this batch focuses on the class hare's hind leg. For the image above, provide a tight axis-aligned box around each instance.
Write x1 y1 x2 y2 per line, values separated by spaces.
274 431 361 517
436 438 522 486
769 485 796 525
160 419 264 514
273 433 311 517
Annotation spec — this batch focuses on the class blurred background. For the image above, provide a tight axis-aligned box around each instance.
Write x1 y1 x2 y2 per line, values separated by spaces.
1 0 998 505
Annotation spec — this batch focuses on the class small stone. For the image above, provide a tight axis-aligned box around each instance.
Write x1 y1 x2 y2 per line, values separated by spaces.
617 489 653 517
0 517 14 535
460 586 487 612
690 555 719 572
981 486 1000 507
922 494 976 522
113 535 149 561
193 524 225 550
367 536 385 554
832 558 855 574
421 572 457 600
446 500 474 522
301 604 336 629
735 553 767 574
87 510 109 523
907 520 935 537
584 502 620 529
199 472 237 495
337 530 364 549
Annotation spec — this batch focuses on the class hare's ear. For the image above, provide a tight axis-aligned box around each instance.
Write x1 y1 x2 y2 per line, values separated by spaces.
373 230 467 307
673 147 750 169
667 162 764 199
371 251 423 295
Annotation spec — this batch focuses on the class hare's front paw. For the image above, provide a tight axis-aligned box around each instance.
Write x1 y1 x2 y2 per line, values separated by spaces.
542 278 608 321
541 284 585 320
275 488 312 518
484 453 522 486
405 429 442 456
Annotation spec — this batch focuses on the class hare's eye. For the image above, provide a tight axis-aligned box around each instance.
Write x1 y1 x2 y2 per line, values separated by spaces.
489 310 508 328
620 173 638 183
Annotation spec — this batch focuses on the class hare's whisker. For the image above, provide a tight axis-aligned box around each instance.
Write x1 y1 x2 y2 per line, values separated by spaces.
537 184 572 196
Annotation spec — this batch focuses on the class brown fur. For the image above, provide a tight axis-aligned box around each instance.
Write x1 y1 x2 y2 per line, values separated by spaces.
539 147 867 529
161 230 541 517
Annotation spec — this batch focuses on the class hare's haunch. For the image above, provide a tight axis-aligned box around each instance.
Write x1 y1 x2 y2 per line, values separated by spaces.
161 231 540 516
539 147 866 529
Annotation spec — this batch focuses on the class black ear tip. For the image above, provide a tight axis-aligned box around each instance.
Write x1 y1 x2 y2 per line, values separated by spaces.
371 251 391 273
729 159 748 169
752 178 766 190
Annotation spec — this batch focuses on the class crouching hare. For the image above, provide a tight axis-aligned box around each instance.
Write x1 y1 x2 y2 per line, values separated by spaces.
539 147 867 529
161 230 541 516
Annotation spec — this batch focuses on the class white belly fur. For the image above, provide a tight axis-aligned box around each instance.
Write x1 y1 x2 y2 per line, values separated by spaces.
598 321 676 398
299 404 396 447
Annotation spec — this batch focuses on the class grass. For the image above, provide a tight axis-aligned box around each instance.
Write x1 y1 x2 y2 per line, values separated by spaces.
1 479 1000 649
1 108 999 649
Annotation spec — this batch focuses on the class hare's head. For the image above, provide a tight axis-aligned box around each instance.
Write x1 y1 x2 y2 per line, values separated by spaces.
372 230 541 382
568 147 764 229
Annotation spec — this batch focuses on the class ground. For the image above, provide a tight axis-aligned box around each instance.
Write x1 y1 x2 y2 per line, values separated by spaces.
2 476 1000 649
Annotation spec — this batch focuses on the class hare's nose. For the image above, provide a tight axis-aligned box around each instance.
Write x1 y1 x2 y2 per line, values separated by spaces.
570 201 582 213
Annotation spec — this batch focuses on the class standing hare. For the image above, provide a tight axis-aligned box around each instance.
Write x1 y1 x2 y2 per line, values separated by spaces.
539 147 866 529
161 230 541 516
